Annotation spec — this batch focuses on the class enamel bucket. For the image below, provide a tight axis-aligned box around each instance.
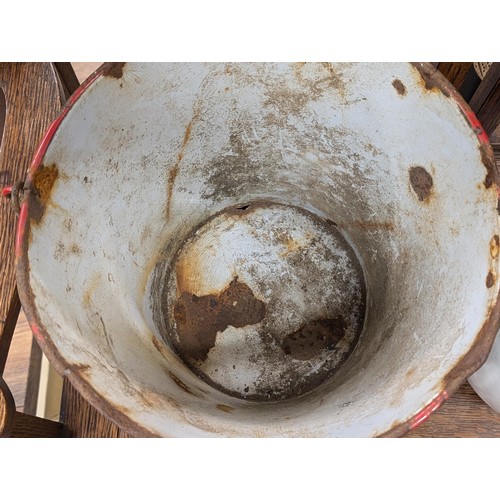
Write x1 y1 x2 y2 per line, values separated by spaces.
15 63 500 437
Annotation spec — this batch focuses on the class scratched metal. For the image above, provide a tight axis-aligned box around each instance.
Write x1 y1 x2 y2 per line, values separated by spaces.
16 63 500 437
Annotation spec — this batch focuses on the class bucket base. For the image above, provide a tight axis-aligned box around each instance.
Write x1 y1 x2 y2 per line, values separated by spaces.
162 202 367 401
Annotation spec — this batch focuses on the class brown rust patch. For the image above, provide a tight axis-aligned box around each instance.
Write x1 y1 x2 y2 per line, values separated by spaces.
173 277 266 361
480 144 499 189
410 63 451 97
30 164 59 222
104 62 126 79
216 404 235 413
409 166 433 202
392 79 407 96
486 271 496 288
490 235 499 259
282 317 346 360
33 164 58 203
167 371 196 396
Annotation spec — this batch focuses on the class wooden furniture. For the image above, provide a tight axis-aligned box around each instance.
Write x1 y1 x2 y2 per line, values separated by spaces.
1 62 500 437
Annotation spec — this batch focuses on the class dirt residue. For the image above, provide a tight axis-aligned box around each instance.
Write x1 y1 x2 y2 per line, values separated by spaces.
409 166 433 202
173 277 266 361
282 317 347 360
340 221 394 231
216 404 235 413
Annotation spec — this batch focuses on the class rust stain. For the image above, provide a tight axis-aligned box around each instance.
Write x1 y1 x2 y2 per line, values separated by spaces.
278 234 304 257
216 404 235 413
165 114 197 220
173 277 266 361
69 243 81 255
104 62 126 79
152 336 164 354
83 274 100 308
30 164 59 223
409 166 433 202
490 235 499 259
282 317 347 360
167 371 196 396
33 164 58 203
410 63 451 97
480 144 499 189
165 165 179 220
486 271 496 288
392 79 407 96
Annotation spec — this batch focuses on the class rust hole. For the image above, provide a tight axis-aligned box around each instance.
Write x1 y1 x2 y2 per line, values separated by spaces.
237 205 250 211
282 317 347 360
409 166 433 202
486 271 496 288
392 79 407 96
0 87 6 156
173 277 266 362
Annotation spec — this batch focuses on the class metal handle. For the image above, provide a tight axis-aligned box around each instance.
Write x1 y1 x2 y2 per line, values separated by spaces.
1 180 24 216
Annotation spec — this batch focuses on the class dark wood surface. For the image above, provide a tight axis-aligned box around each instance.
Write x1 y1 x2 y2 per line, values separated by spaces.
474 65 500 136
437 62 473 90
0 64 65 373
59 379 131 438
0 375 15 437
10 410 63 438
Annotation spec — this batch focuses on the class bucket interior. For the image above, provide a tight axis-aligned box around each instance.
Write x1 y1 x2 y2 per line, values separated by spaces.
22 63 499 436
